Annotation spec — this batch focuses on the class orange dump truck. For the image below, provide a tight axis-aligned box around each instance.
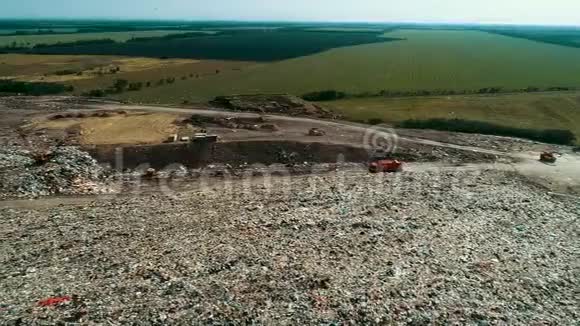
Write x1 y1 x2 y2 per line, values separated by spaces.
368 159 403 173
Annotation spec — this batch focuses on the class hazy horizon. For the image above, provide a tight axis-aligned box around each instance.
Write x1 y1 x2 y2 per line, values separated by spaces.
0 18 580 28
2 0 579 27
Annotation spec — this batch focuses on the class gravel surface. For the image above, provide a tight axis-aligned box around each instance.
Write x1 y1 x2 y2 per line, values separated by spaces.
0 146 109 198
1 169 578 324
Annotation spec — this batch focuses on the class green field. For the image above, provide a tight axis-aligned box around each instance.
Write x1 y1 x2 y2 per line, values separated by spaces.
482 26 580 48
0 28 79 35
115 29 580 103
305 27 385 32
325 91 580 142
19 30 393 61
0 30 192 47
1 22 578 142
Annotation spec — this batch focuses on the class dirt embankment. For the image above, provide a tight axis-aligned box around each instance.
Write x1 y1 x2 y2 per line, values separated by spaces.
86 138 501 171
211 94 340 119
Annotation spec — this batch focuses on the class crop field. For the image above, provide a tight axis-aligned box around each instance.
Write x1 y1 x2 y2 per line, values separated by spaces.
0 30 192 47
0 28 79 35
305 27 385 32
1 23 579 140
0 53 253 90
481 26 580 48
18 30 395 61
0 54 199 81
325 91 580 141
68 59 254 93
115 29 580 103
0 54 254 90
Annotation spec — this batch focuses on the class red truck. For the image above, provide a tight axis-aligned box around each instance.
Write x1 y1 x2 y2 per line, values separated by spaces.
368 159 403 173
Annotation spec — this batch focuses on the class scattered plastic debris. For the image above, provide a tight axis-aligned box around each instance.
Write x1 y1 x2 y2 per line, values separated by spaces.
37 296 71 307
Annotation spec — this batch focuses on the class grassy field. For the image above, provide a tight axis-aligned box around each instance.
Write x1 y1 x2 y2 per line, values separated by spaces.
0 53 253 88
69 59 254 93
325 91 580 141
0 30 192 47
19 30 393 61
0 54 120 78
116 29 580 103
305 27 385 32
482 26 580 48
1 24 579 142
0 28 79 35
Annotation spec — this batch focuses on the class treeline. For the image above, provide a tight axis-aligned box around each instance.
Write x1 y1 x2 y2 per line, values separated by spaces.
126 31 215 43
396 118 576 145
302 90 346 101
81 77 179 97
367 86 573 97
3 30 392 61
0 32 210 51
32 39 117 49
4 29 64 36
483 29 580 49
301 86 577 101
0 39 118 51
0 80 73 96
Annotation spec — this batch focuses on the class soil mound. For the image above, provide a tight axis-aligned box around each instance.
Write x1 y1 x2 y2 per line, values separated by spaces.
211 94 340 119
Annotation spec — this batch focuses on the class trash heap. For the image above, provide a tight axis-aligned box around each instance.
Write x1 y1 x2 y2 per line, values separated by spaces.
210 94 341 119
0 146 107 198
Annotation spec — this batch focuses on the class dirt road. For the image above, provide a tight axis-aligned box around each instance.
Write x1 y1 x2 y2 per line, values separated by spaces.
80 103 579 193
88 103 533 158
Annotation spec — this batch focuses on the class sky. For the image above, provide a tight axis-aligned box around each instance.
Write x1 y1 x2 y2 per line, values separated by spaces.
2 0 580 26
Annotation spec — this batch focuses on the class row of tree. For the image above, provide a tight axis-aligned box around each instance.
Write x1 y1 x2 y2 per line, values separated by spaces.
81 77 180 97
81 69 221 97
397 118 576 145
301 86 576 101
0 80 73 96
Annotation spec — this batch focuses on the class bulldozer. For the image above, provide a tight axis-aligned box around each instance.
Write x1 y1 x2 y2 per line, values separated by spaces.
143 168 159 179
540 152 557 163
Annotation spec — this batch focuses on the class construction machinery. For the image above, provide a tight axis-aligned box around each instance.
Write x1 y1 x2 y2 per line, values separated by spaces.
540 152 557 163
369 159 403 173
143 168 158 179
308 128 326 136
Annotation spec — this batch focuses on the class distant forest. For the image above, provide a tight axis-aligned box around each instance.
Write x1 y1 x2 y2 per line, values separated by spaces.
0 29 402 61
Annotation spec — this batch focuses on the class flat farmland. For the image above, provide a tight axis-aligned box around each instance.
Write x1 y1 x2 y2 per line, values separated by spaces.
325 91 580 141
0 53 253 90
0 54 120 78
0 30 192 47
20 30 393 61
116 29 580 103
68 59 255 93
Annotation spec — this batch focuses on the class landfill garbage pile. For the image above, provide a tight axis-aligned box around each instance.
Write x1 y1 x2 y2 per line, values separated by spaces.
0 169 577 324
0 146 107 198
210 94 341 119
